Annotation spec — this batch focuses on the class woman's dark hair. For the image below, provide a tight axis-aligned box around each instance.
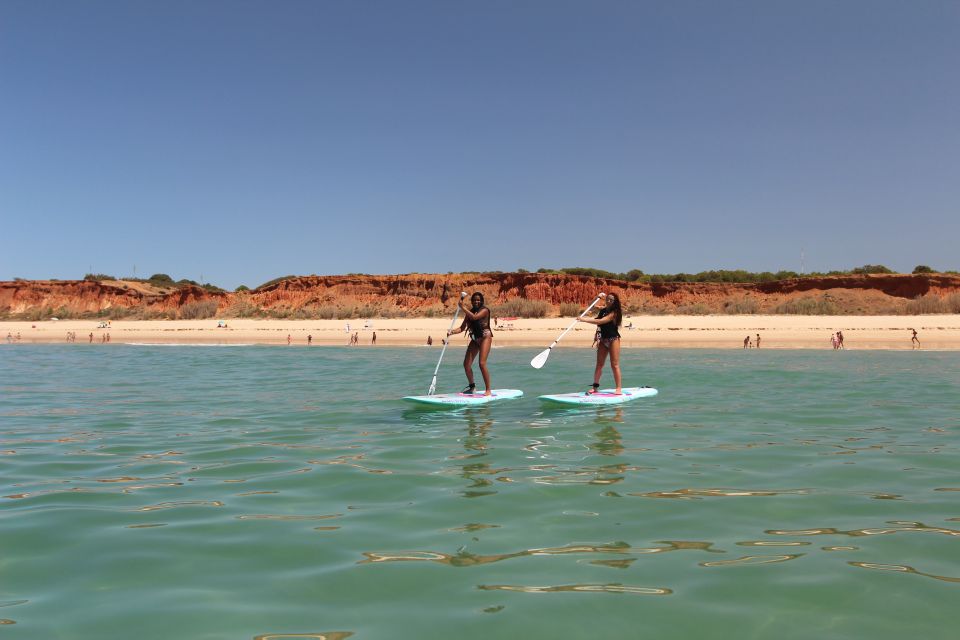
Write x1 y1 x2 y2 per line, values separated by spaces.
471 292 485 307
605 294 623 326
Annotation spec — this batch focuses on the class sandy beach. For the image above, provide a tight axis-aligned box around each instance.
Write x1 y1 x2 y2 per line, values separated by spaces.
3 315 959 349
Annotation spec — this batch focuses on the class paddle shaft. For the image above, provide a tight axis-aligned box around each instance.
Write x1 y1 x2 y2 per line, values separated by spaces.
429 293 467 394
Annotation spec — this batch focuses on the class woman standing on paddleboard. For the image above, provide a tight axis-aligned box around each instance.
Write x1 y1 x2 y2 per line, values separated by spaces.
578 293 623 394
448 292 493 396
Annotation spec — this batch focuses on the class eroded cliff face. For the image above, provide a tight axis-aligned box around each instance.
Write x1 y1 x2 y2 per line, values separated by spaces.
247 273 616 310
2 273 959 317
0 279 226 316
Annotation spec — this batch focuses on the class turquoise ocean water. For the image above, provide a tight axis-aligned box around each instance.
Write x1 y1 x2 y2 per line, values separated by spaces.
1 345 958 639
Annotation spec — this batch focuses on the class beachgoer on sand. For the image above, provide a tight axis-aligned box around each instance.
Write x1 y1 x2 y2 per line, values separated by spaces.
447 292 494 396
756 333 761 349
307 335 312 345
837 330 844 350
577 293 624 395
427 335 433 346
371 331 377 345
743 335 750 349
911 329 920 349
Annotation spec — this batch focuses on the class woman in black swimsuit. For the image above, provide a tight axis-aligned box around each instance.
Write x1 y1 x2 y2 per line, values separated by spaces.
447 292 494 396
577 293 623 394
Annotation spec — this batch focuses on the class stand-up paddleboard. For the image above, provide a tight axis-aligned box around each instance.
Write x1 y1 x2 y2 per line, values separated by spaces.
403 389 524 406
539 387 658 406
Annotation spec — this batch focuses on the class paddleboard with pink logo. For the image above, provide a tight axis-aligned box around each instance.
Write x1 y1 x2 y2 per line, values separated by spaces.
539 387 658 405
403 389 524 406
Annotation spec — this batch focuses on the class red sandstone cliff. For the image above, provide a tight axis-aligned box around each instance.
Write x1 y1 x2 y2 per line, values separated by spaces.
2 273 959 318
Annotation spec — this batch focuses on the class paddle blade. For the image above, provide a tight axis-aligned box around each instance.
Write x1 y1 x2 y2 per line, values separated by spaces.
530 349 551 369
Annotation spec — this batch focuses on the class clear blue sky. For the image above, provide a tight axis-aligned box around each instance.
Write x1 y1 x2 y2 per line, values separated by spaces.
2 0 958 289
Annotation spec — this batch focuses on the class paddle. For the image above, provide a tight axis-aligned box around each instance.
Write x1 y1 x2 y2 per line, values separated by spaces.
530 293 605 369
428 291 468 395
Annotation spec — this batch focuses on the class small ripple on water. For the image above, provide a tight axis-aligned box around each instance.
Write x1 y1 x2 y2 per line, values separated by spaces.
849 562 960 583
359 540 725 567
477 583 673 595
253 633 353 639
235 513 341 521
136 500 224 511
629 487 810 499
700 554 805 567
766 521 960 538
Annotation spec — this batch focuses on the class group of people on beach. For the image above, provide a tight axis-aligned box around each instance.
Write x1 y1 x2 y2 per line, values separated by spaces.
346 331 375 345
743 334 761 349
830 331 845 350
446 291 625 397
288 331 377 346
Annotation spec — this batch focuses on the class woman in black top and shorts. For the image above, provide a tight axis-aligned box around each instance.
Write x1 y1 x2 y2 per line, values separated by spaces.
578 293 623 394
447 292 494 396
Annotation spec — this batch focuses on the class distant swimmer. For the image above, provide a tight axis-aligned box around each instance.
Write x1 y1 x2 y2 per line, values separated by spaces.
448 292 494 396
578 292 623 394
911 328 920 349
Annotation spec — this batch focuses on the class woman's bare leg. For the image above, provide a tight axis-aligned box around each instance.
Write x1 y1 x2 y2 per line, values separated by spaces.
608 339 622 393
463 341 479 387
477 337 493 395
594 343 609 388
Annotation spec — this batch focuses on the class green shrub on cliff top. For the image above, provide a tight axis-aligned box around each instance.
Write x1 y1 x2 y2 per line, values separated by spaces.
256 275 297 290
851 264 894 275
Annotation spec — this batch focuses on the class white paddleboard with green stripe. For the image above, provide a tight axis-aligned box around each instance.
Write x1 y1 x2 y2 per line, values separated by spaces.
404 389 524 406
539 387 658 406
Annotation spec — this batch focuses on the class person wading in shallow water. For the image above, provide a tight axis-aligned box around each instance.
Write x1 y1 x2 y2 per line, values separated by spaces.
447 292 494 396
577 292 624 395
